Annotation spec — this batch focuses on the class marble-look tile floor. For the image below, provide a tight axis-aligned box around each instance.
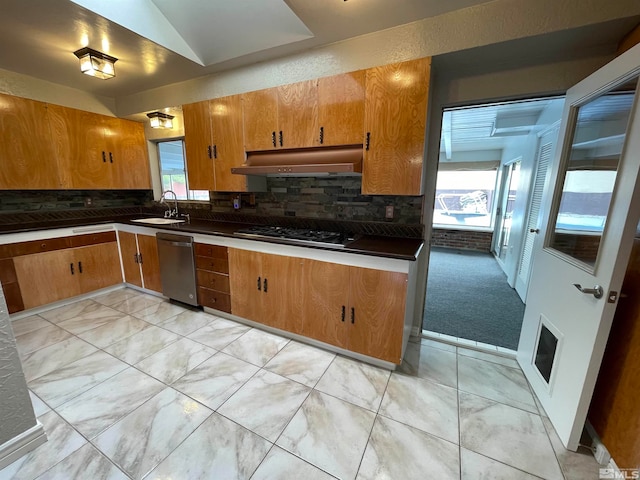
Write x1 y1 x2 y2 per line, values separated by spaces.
2 288 602 480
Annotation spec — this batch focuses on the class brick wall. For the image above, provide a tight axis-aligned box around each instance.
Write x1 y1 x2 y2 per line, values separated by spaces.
431 228 493 252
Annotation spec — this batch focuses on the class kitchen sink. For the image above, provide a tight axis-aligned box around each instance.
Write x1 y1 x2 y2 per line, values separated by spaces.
131 218 186 225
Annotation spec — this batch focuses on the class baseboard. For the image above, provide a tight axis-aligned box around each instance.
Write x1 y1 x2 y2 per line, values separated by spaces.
0 422 47 470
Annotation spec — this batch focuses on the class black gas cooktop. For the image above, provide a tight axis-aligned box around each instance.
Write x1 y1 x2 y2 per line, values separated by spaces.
234 225 351 248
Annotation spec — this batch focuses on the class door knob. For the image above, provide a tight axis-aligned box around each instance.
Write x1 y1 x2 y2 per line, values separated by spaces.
573 284 603 299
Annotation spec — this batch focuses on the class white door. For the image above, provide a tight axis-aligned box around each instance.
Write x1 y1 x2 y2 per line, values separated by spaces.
518 43 640 450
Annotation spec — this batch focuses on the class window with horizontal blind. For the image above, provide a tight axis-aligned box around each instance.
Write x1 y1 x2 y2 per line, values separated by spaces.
157 140 209 201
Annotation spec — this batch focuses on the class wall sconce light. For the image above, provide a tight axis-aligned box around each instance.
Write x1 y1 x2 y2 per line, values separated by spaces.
73 47 117 79
147 111 175 129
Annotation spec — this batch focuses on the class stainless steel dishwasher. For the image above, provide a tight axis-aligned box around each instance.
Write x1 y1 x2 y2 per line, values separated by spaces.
156 232 199 306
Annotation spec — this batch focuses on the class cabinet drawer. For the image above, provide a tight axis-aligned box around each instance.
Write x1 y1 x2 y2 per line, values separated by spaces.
195 255 229 274
196 270 230 294
70 231 117 247
198 286 231 313
9 237 71 257
194 243 228 259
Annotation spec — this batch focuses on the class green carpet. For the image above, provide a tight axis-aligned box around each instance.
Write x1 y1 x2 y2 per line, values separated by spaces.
422 247 524 350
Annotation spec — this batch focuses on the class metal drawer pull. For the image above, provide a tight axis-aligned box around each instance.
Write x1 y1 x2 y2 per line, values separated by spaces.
78 261 82 273
257 276 261 291
573 284 603 299
272 132 276 147
263 277 268 293
341 305 345 322
70 263 74 275
351 307 355 324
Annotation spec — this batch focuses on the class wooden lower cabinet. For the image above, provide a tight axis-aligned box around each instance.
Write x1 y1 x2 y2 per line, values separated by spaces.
229 248 408 363
303 260 408 363
228 249 304 334
13 242 122 310
118 232 162 293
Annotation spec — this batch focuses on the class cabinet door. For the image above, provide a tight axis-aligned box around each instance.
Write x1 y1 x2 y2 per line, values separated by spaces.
277 80 318 149
363 57 430 195
211 95 247 192
242 89 278 151
302 259 350 349
137 234 162 293
48 104 113 189
75 243 122 293
183 101 215 190
261 253 305 334
107 118 151 189
118 231 142 287
348 267 407 363
13 250 80 309
228 248 263 321
0 94 61 189
318 71 365 147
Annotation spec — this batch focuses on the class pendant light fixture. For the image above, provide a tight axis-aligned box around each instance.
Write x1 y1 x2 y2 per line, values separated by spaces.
73 47 117 79
147 111 175 129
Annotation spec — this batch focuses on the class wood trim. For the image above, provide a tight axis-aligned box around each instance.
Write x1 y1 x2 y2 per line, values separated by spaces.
617 23 640 56
69 231 117 248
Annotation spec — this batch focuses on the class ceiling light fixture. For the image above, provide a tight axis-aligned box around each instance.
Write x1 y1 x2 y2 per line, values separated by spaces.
73 47 117 79
146 111 175 129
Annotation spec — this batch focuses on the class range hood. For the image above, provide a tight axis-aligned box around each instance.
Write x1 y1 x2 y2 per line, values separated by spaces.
231 145 362 176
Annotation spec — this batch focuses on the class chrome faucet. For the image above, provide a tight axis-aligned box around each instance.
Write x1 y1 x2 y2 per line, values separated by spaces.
159 190 179 218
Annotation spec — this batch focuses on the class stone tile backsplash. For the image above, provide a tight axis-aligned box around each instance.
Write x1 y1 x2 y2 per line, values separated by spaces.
209 177 424 224
0 190 152 212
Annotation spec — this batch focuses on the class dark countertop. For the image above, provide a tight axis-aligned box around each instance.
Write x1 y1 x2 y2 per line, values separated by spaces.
0 214 423 261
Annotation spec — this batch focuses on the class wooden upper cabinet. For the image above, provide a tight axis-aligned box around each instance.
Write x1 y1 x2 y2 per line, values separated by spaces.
348 267 407 363
210 95 247 192
277 80 318 149
183 100 214 191
0 94 62 189
107 118 151 189
242 88 279 151
49 104 112 189
317 71 365 147
363 57 431 195
49 104 150 190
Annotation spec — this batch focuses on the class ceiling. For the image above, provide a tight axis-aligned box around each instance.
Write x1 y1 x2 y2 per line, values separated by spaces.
440 98 565 163
0 0 496 99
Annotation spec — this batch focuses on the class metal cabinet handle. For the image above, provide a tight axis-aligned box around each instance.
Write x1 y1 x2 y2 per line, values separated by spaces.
341 305 345 322
102 151 106 163
279 131 283 147
573 284 603 299
109 152 113 163
365 132 371 151
70 263 74 275
213 144 217 159
138 254 143 264
134 253 139 264
319 126 324 144
78 261 83 273
263 277 268 293
272 132 276 147
208 145 212 159
351 307 355 324
257 276 261 291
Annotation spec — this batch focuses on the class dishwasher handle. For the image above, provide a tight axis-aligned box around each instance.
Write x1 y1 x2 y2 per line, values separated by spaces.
164 241 192 247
